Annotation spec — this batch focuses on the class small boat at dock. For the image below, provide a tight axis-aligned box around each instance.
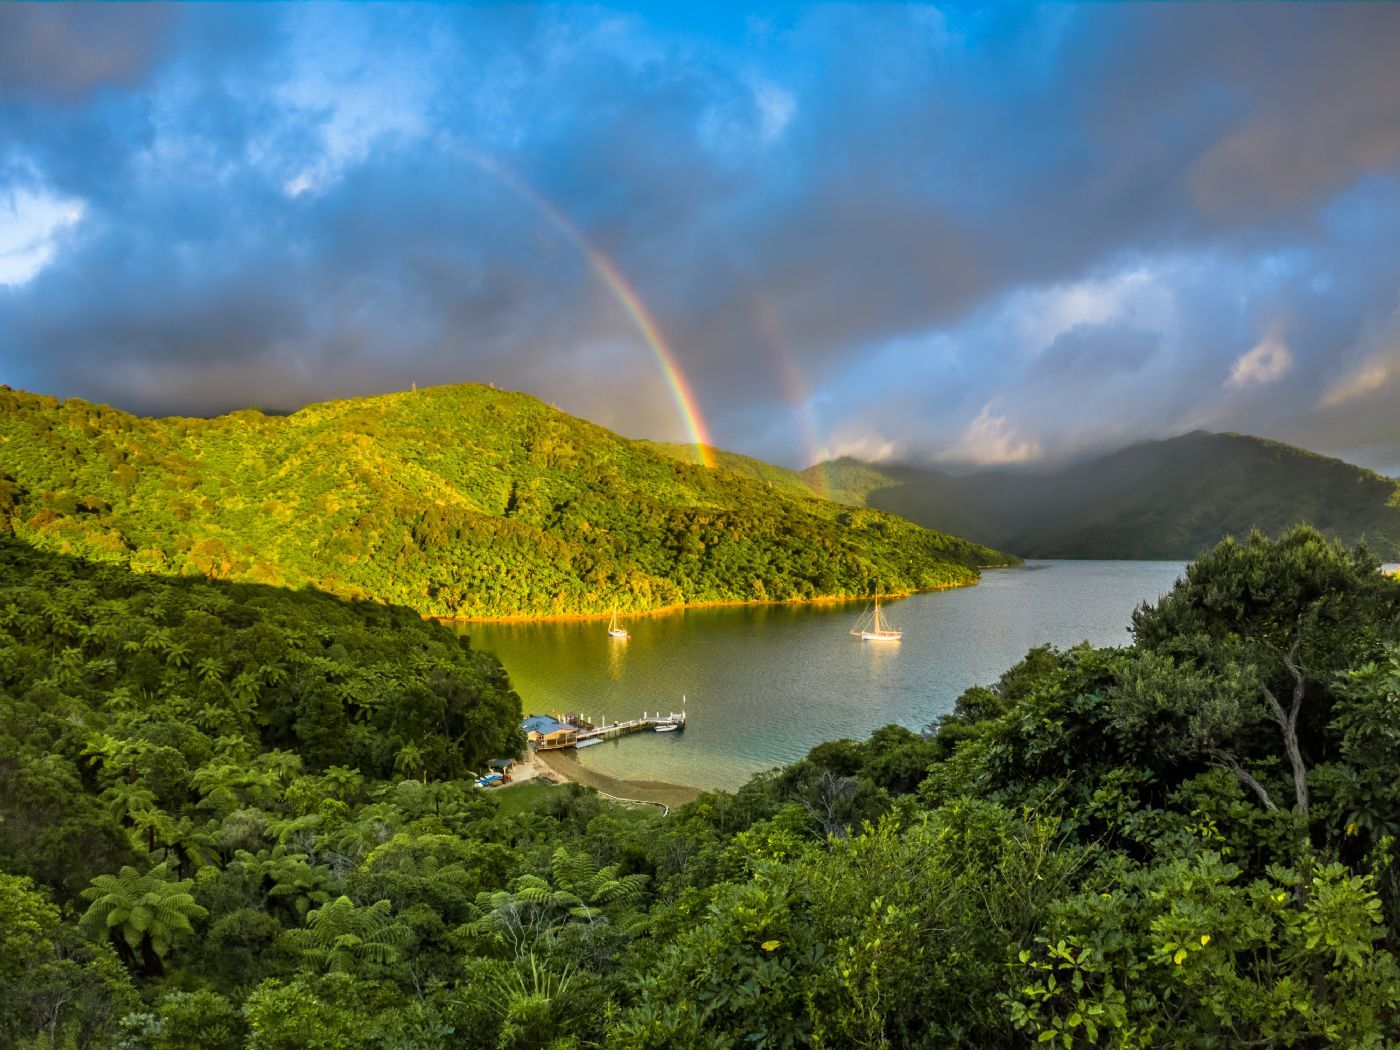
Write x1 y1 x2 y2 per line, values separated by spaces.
576 737 603 748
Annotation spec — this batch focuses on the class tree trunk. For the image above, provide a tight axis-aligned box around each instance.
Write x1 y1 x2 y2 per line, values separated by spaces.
1208 748 1278 811
110 933 137 971
1264 638 1312 815
139 935 165 978
1282 652 1312 815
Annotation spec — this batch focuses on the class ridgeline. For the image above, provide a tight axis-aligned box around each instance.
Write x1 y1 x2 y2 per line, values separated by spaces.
0 385 1015 619
806 431 1400 560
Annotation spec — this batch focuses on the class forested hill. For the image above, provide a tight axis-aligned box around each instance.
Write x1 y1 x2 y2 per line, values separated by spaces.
5 526 1400 1046
0 385 1014 618
811 431 1400 560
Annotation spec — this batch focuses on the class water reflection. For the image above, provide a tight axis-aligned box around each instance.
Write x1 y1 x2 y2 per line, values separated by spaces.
456 561 1187 790
606 635 627 681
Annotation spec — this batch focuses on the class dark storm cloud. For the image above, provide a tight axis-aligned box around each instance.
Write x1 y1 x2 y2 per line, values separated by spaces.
1 4 1398 469
0 5 179 102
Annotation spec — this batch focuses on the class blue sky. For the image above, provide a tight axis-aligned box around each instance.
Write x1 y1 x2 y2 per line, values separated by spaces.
2 3 1399 473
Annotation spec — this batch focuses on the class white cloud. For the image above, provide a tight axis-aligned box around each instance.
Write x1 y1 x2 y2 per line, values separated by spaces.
0 187 86 287
996 266 1176 363
1319 359 1393 408
941 400 1041 465
1226 334 1292 389
282 171 316 199
752 80 796 142
818 431 898 463
272 12 433 200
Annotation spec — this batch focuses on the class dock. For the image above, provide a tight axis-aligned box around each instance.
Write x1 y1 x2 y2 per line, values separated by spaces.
576 710 686 746
524 710 686 751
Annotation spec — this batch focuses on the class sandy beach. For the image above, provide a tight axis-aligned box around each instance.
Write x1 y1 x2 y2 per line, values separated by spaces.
530 747 704 810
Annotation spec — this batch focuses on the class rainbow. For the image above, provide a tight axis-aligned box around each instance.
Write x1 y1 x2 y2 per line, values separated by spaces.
579 249 716 469
748 293 831 495
465 151 715 468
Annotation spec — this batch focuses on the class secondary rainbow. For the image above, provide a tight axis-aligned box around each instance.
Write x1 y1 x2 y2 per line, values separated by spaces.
748 292 831 496
465 150 716 468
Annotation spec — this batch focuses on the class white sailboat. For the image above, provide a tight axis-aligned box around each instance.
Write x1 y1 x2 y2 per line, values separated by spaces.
607 607 630 640
850 597 902 642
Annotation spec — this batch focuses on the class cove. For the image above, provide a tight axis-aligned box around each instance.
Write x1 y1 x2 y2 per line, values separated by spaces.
455 560 1187 790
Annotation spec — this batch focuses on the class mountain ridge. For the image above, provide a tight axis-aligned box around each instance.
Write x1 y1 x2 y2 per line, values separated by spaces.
0 383 1016 618
808 430 1400 559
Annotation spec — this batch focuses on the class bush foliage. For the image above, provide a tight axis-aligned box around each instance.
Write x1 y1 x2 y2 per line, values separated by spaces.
3 527 1400 1047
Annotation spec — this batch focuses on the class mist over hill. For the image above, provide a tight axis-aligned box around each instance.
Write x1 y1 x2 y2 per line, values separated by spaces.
803 432 1400 560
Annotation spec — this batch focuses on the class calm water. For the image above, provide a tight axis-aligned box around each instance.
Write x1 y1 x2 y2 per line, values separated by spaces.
456 561 1187 790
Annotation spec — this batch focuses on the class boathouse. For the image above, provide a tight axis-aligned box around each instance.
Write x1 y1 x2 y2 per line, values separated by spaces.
522 715 578 750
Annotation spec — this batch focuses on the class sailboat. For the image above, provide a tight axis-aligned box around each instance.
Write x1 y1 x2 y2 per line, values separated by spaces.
607 607 630 640
850 597 903 642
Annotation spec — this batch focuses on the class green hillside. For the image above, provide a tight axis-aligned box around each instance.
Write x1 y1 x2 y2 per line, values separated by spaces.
802 457 908 507
641 441 817 499
814 432 1400 560
0 385 1015 618
4 528 1400 1047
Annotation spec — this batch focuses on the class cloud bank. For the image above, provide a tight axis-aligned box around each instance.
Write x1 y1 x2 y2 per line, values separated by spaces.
1 4 1399 473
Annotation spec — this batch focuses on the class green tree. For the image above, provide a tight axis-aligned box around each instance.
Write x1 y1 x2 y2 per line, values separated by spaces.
1008 852 1400 1047
287 897 411 976
79 862 208 976
0 872 138 1046
230 846 332 921
1128 527 1400 815
117 989 244 1050
469 846 649 962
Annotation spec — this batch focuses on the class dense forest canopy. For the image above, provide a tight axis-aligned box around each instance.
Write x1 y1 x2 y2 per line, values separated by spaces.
801 431 1400 560
0 385 1014 618
4 526 1400 1047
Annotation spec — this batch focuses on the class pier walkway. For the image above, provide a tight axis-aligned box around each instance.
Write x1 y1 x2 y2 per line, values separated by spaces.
573 710 686 745
525 709 687 752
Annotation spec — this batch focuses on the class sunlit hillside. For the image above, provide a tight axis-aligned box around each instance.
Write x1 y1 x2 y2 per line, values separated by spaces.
0 384 1015 618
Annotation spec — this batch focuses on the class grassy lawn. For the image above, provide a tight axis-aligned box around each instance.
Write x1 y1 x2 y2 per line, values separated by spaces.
490 779 566 816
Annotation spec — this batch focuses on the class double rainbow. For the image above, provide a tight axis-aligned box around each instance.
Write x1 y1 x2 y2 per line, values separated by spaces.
467 151 715 469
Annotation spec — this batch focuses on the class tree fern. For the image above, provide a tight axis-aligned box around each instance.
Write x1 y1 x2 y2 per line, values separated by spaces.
289 896 410 975
78 862 207 976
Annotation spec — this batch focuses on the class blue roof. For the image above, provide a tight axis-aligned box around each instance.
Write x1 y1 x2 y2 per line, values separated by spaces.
522 714 569 735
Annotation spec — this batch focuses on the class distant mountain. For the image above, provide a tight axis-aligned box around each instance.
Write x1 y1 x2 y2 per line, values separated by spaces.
0 384 1015 619
811 431 1400 560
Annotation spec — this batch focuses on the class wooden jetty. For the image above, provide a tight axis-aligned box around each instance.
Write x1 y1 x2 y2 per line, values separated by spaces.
527 709 686 751
575 710 686 746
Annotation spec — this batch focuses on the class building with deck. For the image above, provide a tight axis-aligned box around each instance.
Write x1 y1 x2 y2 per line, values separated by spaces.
522 714 578 750
521 710 685 751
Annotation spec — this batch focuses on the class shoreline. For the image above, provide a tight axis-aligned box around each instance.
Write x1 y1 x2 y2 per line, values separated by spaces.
433 569 1019 625
530 747 705 810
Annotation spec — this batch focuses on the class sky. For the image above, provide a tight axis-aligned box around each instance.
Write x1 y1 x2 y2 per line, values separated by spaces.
2 4 1399 475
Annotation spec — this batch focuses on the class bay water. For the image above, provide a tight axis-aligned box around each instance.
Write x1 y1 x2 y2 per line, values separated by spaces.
458 561 1189 789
